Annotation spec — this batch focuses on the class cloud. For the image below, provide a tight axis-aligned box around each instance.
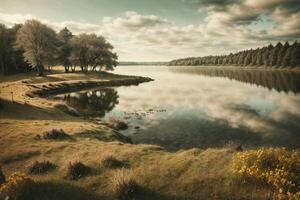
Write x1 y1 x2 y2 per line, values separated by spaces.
102 11 171 31
196 0 242 11
0 13 34 26
0 0 299 61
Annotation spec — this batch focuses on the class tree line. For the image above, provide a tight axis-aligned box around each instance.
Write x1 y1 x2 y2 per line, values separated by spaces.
0 19 118 76
169 41 300 67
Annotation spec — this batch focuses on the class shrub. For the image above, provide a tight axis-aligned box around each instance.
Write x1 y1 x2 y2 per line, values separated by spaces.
101 155 123 169
109 118 128 130
0 173 35 200
43 129 69 140
232 148 300 199
111 169 139 200
66 162 90 180
28 161 56 174
0 168 5 185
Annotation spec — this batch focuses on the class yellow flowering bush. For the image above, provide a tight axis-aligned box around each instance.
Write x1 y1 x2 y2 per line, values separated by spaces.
0 173 35 199
232 148 300 200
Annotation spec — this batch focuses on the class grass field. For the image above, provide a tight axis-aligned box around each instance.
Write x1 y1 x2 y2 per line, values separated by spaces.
0 67 298 200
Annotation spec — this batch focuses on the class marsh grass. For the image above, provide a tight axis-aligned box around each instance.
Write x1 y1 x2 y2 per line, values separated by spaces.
111 168 139 200
66 161 91 180
28 161 56 174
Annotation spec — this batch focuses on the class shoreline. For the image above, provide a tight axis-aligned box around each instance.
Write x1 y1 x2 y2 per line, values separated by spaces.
0 67 298 200
168 65 300 72
25 76 153 98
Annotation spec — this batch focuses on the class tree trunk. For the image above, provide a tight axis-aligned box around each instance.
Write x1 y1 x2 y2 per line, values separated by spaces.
36 63 44 76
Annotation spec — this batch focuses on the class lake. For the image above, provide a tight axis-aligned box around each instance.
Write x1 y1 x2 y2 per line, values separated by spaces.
55 66 300 151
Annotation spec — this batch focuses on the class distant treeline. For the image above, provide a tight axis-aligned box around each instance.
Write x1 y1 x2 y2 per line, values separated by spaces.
169 42 300 67
119 61 167 66
0 20 118 76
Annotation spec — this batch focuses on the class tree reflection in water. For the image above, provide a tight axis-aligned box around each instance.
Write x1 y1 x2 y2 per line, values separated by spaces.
63 88 119 117
171 66 300 94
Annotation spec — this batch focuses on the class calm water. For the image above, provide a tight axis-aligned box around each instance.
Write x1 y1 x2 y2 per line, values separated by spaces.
56 66 300 150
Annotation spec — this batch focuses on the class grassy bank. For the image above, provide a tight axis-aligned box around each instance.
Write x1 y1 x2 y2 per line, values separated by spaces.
0 67 299 200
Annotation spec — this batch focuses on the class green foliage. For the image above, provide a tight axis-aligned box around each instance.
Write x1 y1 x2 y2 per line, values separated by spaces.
69 33 118 72
169 41 300 68
0 23 31 75
57 27 73 72
1 19 118 76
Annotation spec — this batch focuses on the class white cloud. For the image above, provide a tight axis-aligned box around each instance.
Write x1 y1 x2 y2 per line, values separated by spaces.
0 0 299 61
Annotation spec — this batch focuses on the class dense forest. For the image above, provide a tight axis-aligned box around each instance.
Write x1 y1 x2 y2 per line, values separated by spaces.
0 20 118 76
169 42 300 67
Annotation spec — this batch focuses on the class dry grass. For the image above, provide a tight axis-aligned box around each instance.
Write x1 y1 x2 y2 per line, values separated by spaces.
0 68 290 200
28 161 56 174
66 161 91 180
111 168 139 200
43 129 70 140
100 154 124 169
0 168 5 185
0 173 35 200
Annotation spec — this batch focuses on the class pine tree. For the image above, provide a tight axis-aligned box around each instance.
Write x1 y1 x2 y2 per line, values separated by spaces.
277 42 289 66
290 41 300 67
269 42 282 66
282 46 292 67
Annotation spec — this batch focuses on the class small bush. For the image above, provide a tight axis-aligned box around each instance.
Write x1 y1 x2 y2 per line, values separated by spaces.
28 161 56 174
111 169 139 200
232 148 300 199
109 118 128 130
0 173 35 200
0 168 5 185
66 162 90 180
43 129 69 140
101 155 123 169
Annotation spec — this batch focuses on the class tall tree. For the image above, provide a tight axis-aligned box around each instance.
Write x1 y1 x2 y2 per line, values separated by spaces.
58 27 73 72
282 46 293 67
290 41 300 67
15 19 58 76
277 42 289 66
0 24 12 74
69 33 118 72
269 42 282 66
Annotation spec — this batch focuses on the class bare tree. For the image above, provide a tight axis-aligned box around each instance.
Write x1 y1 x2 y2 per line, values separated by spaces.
15 19 58 76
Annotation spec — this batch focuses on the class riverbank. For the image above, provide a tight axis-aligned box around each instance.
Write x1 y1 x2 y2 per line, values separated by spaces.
0 67 298 200
169 65 300 72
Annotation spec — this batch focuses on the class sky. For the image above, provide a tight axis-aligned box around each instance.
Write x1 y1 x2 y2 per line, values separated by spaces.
0 0 300 61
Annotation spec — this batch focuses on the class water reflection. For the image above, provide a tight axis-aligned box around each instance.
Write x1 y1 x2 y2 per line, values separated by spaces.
170 66 300 94
61 88 119 117
55 66 300 151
